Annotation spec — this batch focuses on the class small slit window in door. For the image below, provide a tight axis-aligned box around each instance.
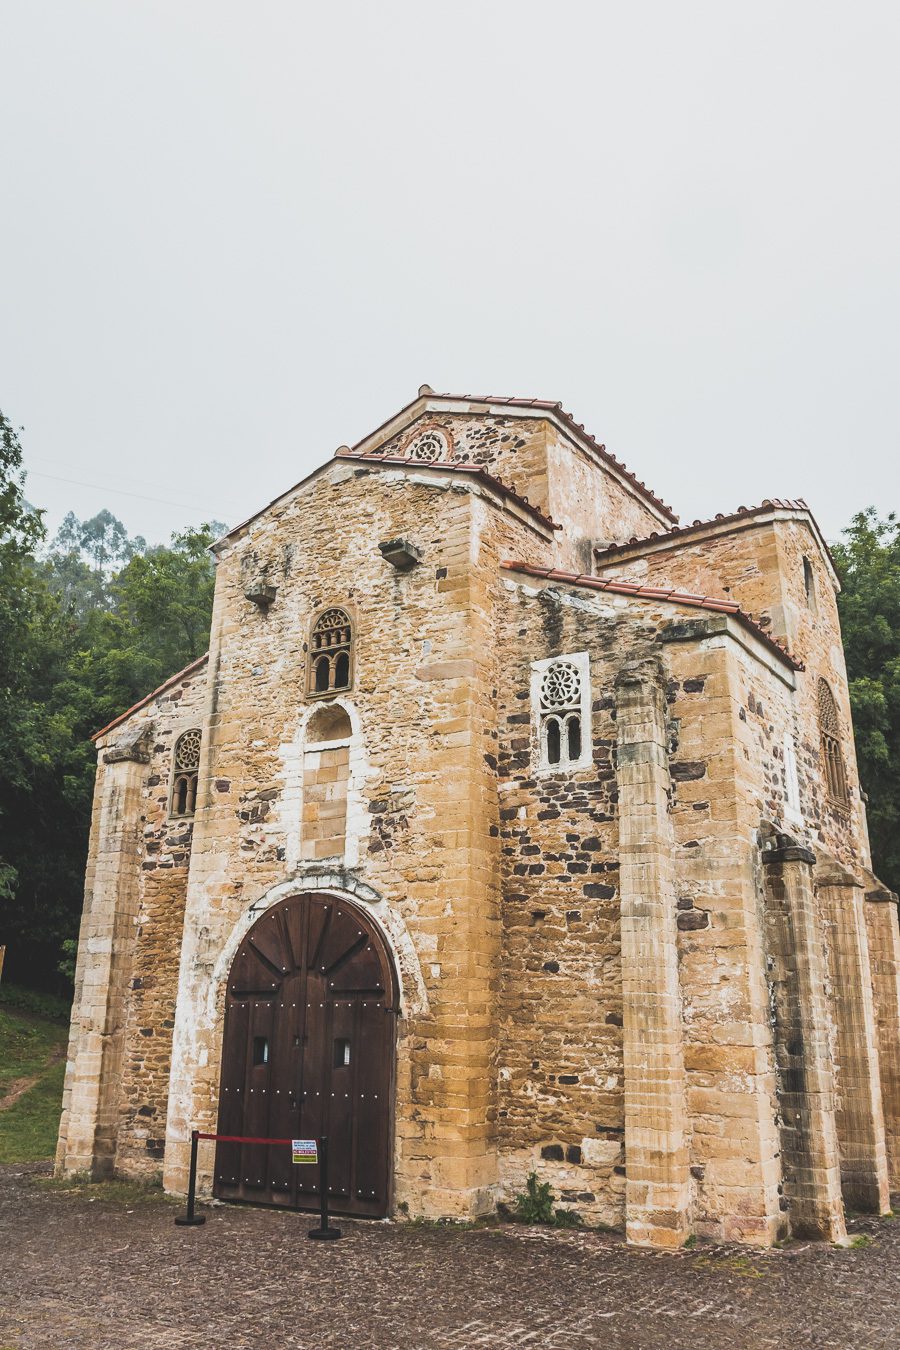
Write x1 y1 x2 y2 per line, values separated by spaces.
334 1038 351 1067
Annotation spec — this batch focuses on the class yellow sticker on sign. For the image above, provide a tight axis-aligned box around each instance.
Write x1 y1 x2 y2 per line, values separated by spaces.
292 1139 318 1165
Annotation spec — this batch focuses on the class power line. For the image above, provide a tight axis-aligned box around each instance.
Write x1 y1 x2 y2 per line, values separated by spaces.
25 468 240 520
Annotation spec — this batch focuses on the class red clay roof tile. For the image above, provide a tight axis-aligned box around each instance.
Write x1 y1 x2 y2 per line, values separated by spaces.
92 653 210 742
335 448 561 532
500 561 803 671
593 498 835 572
351 391 677 523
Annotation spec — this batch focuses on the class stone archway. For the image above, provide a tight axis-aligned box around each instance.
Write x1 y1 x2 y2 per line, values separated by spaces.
213 891 397 1217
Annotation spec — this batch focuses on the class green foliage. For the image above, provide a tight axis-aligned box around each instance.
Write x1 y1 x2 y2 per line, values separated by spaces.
57 939 78 985
0 411 46 920
0 1005 65 1094
552 1205 583 1228
512 1171 582 1227
0 1003 68 1163
0 982 72 1023
514 1171 555 1224
832 510 900 891
0 1057 66 1162
0 409 219 990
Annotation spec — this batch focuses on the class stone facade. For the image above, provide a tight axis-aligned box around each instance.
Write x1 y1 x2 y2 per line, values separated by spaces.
58 389 900 1247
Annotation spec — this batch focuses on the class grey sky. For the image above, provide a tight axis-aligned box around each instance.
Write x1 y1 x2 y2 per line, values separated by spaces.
2 1 898 546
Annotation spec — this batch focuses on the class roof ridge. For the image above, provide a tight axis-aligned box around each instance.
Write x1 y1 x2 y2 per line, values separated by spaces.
351 390 677 523
92 652 210 742
334 447 561 532
214 388 677 552
500 560 804 671
594 498 823 560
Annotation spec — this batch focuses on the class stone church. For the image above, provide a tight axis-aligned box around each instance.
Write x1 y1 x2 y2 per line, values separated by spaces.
57 388 900 1248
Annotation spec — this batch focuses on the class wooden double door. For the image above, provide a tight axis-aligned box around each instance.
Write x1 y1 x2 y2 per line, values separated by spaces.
214 893 396 1217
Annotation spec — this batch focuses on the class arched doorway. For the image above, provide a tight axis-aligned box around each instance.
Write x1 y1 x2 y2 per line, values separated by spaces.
214 893 397 1217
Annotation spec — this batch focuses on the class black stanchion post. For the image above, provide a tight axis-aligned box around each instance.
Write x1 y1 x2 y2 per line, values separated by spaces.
175 1129 206 1226
308 1135 341 1241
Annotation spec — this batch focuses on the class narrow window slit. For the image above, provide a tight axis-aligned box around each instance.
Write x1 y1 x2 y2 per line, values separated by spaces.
566 715 582 762
546 718 561 765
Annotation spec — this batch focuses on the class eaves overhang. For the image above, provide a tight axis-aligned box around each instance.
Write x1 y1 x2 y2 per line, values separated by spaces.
500 561 803 678
593 499 840 590
212 442 561 554
351 390 677 526
92 653 209 743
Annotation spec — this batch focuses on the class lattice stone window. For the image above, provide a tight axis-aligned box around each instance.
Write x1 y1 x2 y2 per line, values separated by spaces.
403 427 451 462
531 652 592 773
308 607 353 697
818 679 849 808
170 728 201 818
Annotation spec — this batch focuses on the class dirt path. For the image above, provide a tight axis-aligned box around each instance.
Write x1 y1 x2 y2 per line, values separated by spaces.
0 1043 65 1112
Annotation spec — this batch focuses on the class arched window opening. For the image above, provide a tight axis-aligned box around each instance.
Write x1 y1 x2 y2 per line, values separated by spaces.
566 714 582 763
301 703 352 862
535 655 591 772
546 717 561 766
306 703 352 744
170 728 201 818
818 679 849 808
803 557 817 613
309 608 353 697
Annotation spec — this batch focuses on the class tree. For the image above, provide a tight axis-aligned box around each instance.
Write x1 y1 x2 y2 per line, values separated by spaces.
832 509 900 893
53 508 146 575
0 411 48 912
44 509 147 619
0 425 220 990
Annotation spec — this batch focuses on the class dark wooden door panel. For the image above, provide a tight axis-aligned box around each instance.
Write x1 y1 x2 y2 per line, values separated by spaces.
214 893 395 1217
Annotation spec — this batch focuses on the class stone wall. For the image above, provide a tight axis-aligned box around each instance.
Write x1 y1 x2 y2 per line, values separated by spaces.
494 564 893 1243
161 460 545 1218
59 401 899 1248
57 659 208 1178
372 408 668 573
596 512 870 872
493 572 801 1240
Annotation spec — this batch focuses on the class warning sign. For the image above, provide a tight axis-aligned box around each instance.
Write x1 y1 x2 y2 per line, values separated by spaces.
292 1139 318 1165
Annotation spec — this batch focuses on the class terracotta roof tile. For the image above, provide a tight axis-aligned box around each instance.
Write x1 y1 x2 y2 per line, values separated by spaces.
500 561 803 671
593 498 836 572
334 448 561 533
215 389 676 552
92 653 209 742
351 391 677 523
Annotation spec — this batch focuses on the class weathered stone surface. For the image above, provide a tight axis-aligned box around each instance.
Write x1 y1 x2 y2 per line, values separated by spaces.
57 392 900 1251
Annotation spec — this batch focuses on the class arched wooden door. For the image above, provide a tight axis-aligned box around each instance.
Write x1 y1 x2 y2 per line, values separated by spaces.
214 893 396 1217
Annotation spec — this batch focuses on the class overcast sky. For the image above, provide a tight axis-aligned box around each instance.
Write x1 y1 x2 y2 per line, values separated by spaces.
2 2 898 546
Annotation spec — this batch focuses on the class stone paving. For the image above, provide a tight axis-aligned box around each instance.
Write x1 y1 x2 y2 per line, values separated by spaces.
2 1165 899 1350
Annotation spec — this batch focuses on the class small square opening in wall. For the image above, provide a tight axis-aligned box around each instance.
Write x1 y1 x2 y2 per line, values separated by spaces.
530 652 593 774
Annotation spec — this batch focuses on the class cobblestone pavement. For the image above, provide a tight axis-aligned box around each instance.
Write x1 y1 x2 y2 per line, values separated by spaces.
3 1165 900 1350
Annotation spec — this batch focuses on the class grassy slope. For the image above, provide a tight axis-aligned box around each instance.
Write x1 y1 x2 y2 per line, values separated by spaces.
0 1006 68 1163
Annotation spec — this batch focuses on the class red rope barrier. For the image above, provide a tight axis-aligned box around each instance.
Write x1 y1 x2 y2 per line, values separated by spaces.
176 1130 341 1238
196 1132 297 1146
